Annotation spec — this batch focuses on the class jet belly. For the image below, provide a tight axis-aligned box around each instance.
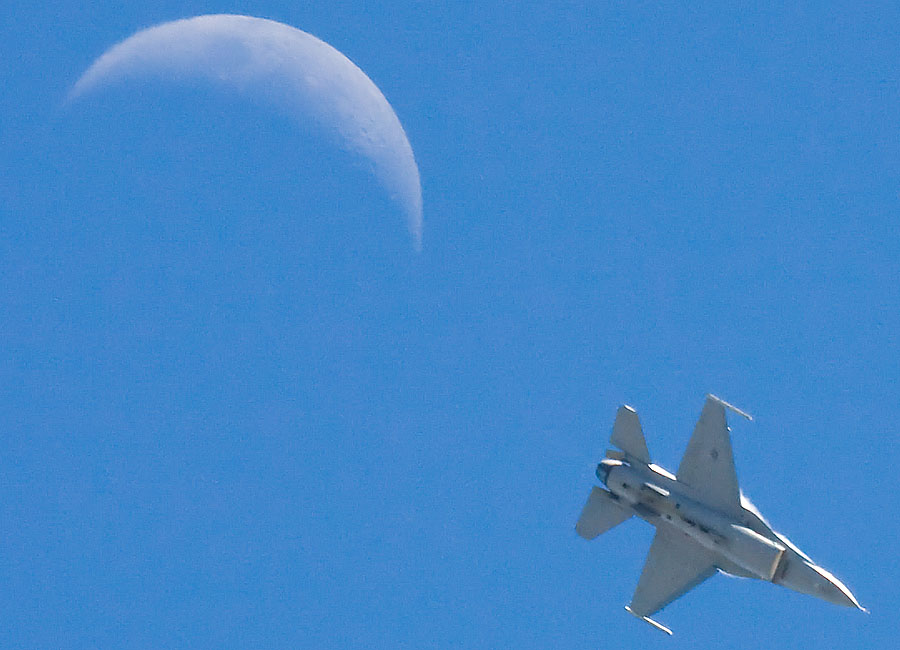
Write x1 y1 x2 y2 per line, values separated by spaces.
604 463 786 582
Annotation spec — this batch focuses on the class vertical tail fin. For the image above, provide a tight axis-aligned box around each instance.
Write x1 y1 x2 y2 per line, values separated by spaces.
610 405 651 463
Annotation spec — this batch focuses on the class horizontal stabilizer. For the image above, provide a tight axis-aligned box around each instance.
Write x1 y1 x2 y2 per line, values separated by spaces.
576 487 632 540
610 405 651 463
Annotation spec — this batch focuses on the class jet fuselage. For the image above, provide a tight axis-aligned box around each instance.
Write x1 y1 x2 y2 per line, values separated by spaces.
596 457 861 609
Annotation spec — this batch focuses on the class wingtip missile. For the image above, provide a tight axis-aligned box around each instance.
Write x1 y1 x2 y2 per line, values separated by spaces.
625 606 673 635
707 394 753 421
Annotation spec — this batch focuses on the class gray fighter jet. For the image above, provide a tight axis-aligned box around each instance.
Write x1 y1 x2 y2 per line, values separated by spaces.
576 394 864 635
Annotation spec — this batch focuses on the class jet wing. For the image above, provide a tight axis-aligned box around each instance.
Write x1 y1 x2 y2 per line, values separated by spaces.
676 395 742 517
627 526 718 632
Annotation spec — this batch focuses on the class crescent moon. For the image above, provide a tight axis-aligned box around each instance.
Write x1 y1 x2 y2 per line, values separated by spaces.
69 14 423 249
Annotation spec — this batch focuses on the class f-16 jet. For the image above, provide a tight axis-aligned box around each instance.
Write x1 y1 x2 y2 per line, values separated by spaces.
576 394 864 635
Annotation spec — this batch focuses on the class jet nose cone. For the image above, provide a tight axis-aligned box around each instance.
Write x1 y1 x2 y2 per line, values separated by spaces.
824 582 862 609
808 563 864 610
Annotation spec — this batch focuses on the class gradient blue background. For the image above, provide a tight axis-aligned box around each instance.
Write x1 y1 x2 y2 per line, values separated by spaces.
2 2 897 648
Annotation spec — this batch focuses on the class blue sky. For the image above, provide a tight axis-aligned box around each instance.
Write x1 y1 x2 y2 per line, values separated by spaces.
2 2 898 648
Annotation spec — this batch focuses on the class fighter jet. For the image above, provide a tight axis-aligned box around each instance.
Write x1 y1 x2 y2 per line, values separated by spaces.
576 394 864 635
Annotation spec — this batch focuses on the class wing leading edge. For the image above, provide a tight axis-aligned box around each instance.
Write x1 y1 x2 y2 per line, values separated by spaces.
627 526 718 634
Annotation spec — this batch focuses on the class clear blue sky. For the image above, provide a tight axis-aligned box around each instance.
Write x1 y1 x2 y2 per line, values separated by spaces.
2 2 897 648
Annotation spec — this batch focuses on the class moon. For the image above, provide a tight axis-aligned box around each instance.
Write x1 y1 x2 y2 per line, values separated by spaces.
69 14 423 249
